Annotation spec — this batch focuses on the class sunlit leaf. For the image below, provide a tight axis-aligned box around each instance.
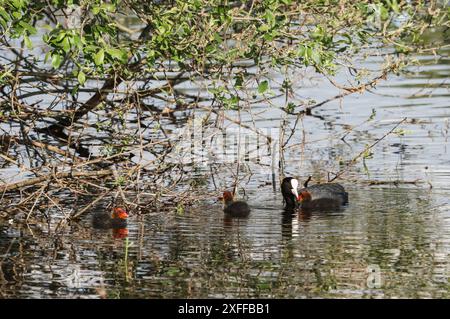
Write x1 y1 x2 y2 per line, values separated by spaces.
51 53 62 68
18 21 36 35
258 24 270 32
258 80 269 94
23 35 32 49
61 37 70 52
107 48 127 62
94 49 105 66
77 70 86 85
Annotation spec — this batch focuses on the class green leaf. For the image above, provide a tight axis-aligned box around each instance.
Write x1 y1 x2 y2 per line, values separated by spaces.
72 35 82 49
101 3 116 12
51 53 62 68
258 80 269 94
263 32 275 41
0 18 7 30
94 49 105 66
234 74 244 89
23 35 32 49
297 45 306 57
11 0 24 10
224 95 239 110
106 48 126 62
258 24 270 32
389 0 400 13
286 102 296 113
379 4 389 20
53 32 66 43
77 70 86 85
44 51 51 63
92 6 100 15
41 24 53 31
0 7 10 22
264 10 275 27
19 21 36 35
213 32 222 43
61 37 70 53
311 50 321 65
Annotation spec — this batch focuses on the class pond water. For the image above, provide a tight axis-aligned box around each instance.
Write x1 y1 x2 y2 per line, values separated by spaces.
1 43 449 297
1 186 449 298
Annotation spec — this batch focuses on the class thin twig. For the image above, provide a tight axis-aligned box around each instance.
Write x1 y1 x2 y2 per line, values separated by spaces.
329 117 407 182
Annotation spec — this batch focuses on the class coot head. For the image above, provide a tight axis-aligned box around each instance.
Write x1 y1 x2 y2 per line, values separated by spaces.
281 177 300 209
222 191 234 205
112 207 128 220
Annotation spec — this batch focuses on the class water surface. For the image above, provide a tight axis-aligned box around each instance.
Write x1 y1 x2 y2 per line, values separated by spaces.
1 44 449 299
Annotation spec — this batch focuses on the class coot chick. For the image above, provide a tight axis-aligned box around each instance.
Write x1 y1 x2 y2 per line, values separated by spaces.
297 183 348 210
93 207 128 229
221 191 250 218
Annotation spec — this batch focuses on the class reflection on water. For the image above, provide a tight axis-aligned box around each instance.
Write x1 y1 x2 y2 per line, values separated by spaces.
0 187 449 298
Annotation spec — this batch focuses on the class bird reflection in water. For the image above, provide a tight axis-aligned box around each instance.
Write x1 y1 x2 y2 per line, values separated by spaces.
92 207 129 239
112 228 128 239
281 207 314 242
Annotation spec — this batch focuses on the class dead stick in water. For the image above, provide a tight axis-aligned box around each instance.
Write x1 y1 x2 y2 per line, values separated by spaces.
367 179 420 185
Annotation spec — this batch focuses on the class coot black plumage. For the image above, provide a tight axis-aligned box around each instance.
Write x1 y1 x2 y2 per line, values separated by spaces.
222 191 250 218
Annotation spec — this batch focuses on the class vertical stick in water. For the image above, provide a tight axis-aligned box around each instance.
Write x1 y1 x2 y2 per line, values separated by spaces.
234 108 242 196
124 237 129 282
271 138 277 192
278 117 287 187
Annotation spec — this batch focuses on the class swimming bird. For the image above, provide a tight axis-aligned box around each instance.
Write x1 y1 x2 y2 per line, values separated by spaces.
297 183 348 210
281 177 300 210
92 207 128 229
281 177 348 210
221 191 250 217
